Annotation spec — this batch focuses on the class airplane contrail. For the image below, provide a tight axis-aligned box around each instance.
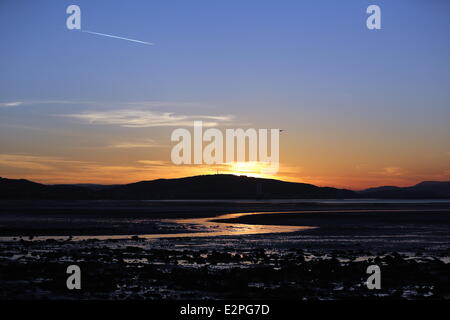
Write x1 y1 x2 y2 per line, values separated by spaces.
81 30 154 45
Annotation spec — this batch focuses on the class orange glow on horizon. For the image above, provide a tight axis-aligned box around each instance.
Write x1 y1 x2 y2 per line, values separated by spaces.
1 155 447 190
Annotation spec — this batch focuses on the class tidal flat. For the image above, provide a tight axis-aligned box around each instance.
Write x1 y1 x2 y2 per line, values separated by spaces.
0 200 449 299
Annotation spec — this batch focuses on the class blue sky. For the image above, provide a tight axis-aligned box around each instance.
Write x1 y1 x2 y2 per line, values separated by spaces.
0 0 449 188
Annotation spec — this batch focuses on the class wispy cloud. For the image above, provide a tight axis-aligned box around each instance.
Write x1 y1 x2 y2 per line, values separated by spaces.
0 100 102 108
0 154 203 184
124 101 208 108
0 99 211 110
62 109 233 127
108 139 163 149
373 166 406 176
0 154 88 171
3 99 232 127
0 101 23 107
137 160 168 166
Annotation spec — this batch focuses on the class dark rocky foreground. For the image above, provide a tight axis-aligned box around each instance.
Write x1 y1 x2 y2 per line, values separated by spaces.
0 201 449 300
0 238 449 300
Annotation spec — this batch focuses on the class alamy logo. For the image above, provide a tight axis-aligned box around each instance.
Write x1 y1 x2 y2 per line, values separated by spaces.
366 265 381 289
171 121 280 174
66 265 81 290
366 5 381 30
66 5 81 30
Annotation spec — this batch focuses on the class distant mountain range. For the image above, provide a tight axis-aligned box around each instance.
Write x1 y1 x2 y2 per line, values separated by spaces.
0 175 449 200
358 181 450 199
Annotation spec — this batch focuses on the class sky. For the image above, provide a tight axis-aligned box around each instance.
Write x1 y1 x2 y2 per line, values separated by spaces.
0 0 449 189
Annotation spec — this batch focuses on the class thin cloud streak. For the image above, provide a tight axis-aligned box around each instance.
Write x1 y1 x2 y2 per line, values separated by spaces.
0 100 210 110
0 154 209 184
137 160 168 166
108 139 164 149
0 154 89 171
0 101 23 107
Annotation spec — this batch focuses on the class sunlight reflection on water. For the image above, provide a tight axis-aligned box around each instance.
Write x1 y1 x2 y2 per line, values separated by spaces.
2 208 447 242
0 211 316 241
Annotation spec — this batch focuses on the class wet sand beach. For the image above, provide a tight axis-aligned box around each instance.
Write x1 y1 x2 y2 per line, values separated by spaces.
0 200 449 299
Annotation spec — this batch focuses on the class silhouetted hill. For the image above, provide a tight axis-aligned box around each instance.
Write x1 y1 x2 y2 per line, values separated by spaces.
54 184 118 191
98 174 356 199
1 175 449 200
360 186 402 193
360 181 450 199
0 177 94 200
0 175 354 200
0 177 45 199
